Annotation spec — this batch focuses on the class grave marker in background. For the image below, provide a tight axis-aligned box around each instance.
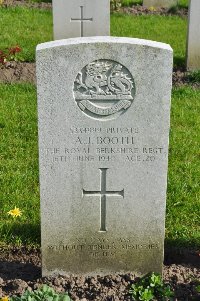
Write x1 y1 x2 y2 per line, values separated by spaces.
36 37 173 276
143 0 177 7
186 0 200 70
52 0 110 40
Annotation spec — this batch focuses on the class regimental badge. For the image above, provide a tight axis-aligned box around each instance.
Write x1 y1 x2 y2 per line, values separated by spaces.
73 59 136 120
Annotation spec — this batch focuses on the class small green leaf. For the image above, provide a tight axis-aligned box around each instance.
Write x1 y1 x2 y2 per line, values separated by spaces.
196 285 200 293
62 296 71 301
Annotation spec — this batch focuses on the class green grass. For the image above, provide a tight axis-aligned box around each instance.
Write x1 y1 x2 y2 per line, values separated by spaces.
111 14 187 67
0 84 199 248
0 6 187 67
166 87 200 247
178 0 189 8
0 6 52 62
121 0 142 6
0 84 40 246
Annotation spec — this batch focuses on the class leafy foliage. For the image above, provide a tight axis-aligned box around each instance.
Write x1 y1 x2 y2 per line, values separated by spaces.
110 0 122 11
10 285 71 301
129 273 174 301
0 46 22 65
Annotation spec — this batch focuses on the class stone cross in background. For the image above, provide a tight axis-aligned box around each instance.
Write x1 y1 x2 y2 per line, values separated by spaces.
36 36 173 276
52 0 110 40
186 0 200 70
143 0 177 7
71 6 93 37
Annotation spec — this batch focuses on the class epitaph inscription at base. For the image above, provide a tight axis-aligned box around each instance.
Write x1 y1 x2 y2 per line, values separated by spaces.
36 37 173 276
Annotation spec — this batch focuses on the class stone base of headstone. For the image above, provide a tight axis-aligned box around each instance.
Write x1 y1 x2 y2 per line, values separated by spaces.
186 0 200 71
143 0 177 7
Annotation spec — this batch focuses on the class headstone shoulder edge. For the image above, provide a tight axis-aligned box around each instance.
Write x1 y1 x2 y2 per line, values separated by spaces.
36 37 173 53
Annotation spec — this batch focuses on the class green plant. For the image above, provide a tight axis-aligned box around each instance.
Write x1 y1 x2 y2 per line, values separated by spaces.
10 285 71 301
129 273 174 301
110 0 122 11
0 46 22 65
195 284 200 293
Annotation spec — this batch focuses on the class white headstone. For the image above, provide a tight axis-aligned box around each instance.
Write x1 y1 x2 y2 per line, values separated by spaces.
186 0 200 71
52 0 110 40
143 0 177 7
36 37 173 276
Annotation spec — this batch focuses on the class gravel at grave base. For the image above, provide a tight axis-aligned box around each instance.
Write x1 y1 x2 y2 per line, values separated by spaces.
0 248 200 300
1 62 200 89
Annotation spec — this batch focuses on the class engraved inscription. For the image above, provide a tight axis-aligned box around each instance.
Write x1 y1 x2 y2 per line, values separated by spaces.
74 60 135 120
44 126 165 164
82 168 124 232
47 241 159 258
70 6 93 37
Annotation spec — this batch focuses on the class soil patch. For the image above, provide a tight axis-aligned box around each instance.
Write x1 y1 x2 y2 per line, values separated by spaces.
173 67 200 89
0 62 36 84
1 1 188 17
2 0 51 10
0 247 200 300
119 5 188 17
1 62 200 89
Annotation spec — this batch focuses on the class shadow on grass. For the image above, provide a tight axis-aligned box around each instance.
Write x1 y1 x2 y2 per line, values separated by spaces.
164 238 200 267
173 56 186 70
1 222 41 246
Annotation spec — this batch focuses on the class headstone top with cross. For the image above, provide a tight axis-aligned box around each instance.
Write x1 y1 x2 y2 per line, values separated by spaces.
52 0 110 40
187 0 200 71
37 36 173 276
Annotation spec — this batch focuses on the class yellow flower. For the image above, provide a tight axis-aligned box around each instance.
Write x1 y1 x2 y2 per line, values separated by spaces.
7 206 22 218
1 297 9 301
0 0 4 6
149 6 156 11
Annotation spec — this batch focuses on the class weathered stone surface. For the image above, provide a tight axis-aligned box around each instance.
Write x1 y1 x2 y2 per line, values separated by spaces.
52 0 110 40
186 0 200 71
36 37 173 276
143 0 177 7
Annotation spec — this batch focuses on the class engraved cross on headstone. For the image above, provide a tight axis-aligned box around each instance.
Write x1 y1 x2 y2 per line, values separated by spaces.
82 168 124 232
71 6 93 37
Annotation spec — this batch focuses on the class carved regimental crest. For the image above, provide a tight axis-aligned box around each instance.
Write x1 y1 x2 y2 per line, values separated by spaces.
74 59 135 120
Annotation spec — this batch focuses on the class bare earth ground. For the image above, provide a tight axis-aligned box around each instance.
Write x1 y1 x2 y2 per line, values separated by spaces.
2 0 52 9
0 247 200 300
1 62 200 88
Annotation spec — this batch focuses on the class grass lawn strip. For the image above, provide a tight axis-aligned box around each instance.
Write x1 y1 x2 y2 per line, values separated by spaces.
0 6 52 62
0 83 40 246
0 6 187 67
